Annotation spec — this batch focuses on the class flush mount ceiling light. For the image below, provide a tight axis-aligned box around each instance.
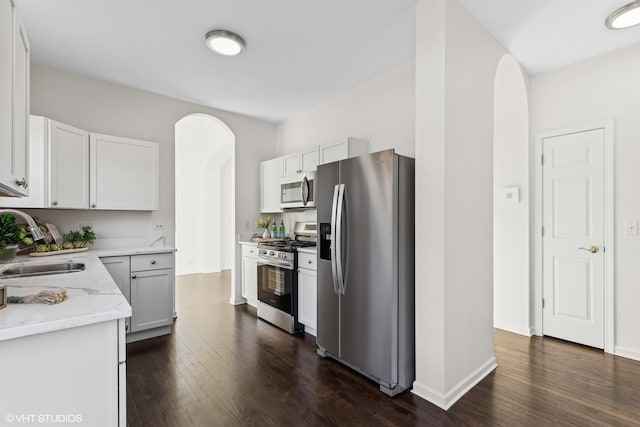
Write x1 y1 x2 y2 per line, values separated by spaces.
606 0 640 29
205 30 246 56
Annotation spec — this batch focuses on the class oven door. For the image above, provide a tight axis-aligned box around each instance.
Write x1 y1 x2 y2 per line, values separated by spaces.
257 261 294 314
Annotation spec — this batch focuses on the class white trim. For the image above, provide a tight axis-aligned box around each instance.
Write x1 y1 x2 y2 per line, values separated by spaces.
228 296 247 305
614 346 640 362
533 120 615 352
494 323 533 337
411 357 497 410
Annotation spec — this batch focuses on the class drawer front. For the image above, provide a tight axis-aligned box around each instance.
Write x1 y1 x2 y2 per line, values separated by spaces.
298 252 316 271
131 253 173 272
242 244 258 259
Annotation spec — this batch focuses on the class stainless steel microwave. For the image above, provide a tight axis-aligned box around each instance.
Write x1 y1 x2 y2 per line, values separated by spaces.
280 171 316 209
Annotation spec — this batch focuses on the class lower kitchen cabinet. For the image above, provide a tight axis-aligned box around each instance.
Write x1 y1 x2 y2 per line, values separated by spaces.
130 268 173 332
241 243 258 307
297 251 317 336
101 256 131 333
0 319 127 426
101 251 175 343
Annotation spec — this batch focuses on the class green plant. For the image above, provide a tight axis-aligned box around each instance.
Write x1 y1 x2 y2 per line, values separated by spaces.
0 214 21 252
81 226 96 245
255 216 272 230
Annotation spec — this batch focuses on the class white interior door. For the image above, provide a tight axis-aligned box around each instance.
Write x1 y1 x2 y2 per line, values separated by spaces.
542 128 605 349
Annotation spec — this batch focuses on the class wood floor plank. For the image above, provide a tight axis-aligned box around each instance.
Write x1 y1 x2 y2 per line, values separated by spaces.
126 272 640 426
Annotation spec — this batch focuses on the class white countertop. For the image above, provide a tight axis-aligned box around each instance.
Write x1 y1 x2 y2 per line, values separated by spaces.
0 246 175 342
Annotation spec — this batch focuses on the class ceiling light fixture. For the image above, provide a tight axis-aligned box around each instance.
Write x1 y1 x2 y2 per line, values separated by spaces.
606 0 640 29
205 30 246 56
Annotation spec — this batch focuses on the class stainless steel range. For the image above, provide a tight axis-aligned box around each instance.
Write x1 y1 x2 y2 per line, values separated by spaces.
256 222 316 334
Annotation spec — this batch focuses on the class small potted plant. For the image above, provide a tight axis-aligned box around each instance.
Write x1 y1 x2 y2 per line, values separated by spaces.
0 214 21 263
255 216 272 238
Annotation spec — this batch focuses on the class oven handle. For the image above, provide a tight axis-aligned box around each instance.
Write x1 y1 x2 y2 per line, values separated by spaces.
330 184 341 294
257 257 294 270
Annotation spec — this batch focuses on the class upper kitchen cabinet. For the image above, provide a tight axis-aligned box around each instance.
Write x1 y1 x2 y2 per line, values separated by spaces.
90 133 159 210
283 147 319 176
49 119 90 209
319 137 368 165
0 0 30 197
260 156 283 213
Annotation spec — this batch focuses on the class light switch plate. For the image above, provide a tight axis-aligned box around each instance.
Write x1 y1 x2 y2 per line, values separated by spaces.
624 221 638 236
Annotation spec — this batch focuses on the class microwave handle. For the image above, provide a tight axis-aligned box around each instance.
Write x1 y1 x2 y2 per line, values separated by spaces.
301 176 309 206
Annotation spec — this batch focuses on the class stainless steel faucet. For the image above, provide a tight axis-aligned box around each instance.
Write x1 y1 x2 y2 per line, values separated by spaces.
0 209 47 242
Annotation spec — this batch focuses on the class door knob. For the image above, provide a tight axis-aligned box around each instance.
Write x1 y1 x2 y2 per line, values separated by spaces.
579 245 599 253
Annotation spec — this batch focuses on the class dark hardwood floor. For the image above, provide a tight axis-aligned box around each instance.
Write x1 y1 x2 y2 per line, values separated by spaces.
127 272 640 426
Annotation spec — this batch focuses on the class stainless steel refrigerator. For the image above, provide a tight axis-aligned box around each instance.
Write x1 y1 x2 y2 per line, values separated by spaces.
316 149 415 396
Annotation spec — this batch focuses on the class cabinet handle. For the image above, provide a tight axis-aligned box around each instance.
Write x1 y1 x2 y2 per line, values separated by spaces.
15 178 27 189
90 204 96 208
131 274 137 279
151 260 156 265
51 201 58 206
308 259 313 264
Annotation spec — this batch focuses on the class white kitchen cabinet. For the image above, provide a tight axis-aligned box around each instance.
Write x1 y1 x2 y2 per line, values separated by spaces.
260 156 284 213
129 253 175 335
283 147 320 176
90 133 159 210
0 0 29 197
0 115 46 208
297 251 317 336
101 251 175 343
241 243 258 307
48 119 90 209
101 256 132 333
319 137 369 165
0 319 126 425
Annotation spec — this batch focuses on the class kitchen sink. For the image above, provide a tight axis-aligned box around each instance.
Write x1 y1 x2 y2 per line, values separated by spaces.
0 261 85 279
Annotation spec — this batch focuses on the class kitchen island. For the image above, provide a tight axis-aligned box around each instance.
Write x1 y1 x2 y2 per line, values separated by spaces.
0 253 132 426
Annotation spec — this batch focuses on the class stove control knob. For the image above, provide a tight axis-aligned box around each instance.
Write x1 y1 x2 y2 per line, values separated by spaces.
270 251 275 256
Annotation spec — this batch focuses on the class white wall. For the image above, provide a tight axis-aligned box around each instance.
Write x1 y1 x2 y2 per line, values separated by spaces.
276 62 415 157
175 114 234 276
531 43 640 361
493 55 531 336
413 0 505 409
27 65 277 302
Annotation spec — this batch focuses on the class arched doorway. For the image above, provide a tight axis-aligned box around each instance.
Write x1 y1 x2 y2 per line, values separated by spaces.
493 54 531 335
175 114 235 279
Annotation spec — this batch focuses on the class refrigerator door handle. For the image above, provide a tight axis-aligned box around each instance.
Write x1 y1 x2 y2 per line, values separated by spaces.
340 185 349 295
330 184 341 294
335 184 346 295
301 176 309 206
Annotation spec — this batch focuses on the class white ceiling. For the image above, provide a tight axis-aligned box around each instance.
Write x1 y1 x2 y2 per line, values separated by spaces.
459 0 640 75
18 0 640 124
18 0 416 123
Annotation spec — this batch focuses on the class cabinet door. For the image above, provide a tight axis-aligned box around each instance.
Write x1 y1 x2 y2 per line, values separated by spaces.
0 0 28 197
0 1 11 194
300 147 319 172
90 133 159 210
48 120 90 209
242 256 257 307
11 6 28 195
101 256 131 333
0 115 46 208
297 267 317 336
319 141 349 165
283 153 301 176
130 269 173 332
260 157 283 213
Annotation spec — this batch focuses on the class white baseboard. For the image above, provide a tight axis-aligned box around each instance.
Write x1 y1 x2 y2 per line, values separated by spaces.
411 356 497 410
614 346 640 362
228 296 247 305
494 322 533 337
